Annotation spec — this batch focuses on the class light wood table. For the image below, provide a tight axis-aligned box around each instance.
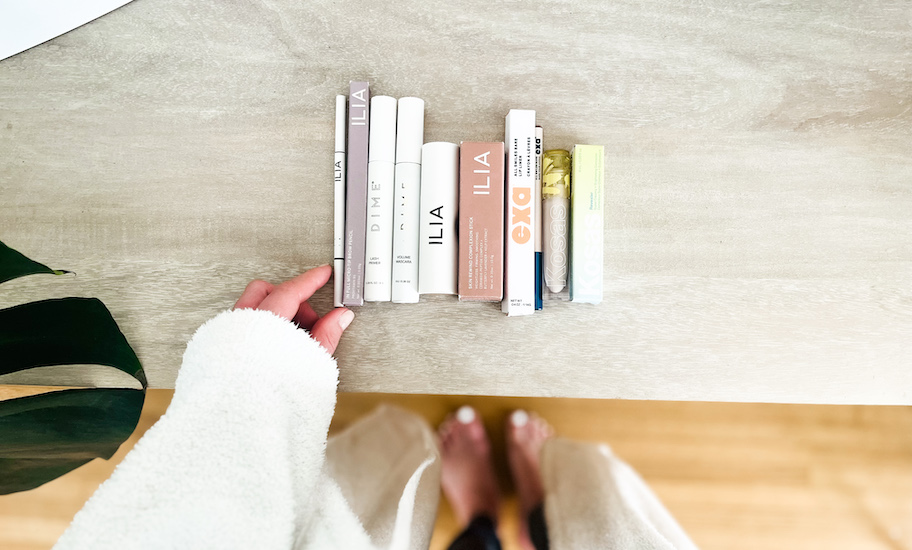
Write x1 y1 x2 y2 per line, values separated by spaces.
1 0 910 404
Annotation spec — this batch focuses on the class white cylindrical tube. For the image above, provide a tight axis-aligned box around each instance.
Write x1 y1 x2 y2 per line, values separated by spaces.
363 96 398 302
418 142 459 295
391 97 425 303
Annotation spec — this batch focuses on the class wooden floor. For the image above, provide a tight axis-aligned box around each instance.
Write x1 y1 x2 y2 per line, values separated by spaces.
1 389 910 550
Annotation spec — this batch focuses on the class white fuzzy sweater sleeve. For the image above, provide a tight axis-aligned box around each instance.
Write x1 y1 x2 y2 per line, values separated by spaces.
54 308 343 550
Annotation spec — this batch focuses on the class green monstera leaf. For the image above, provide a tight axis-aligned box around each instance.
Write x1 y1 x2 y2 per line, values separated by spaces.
0 241 71 283
0 241 146 494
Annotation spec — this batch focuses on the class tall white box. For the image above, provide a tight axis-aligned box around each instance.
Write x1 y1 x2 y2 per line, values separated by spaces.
569 144 605 304
502 109 536 316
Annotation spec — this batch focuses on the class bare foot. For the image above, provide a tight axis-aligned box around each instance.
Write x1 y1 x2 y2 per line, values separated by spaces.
506 410 554 550
438 406 501 527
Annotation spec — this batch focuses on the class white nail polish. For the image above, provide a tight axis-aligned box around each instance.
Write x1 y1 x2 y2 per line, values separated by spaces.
456 406 475 424
511 410 529 427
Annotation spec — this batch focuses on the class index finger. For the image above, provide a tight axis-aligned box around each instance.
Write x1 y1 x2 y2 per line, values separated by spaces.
256 265 332 320
234 279 275 310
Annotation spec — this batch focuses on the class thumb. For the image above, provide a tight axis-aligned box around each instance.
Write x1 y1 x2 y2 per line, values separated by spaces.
310 308 354 355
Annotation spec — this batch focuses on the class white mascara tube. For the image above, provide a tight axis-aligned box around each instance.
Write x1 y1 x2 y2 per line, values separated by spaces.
418 142 459 295
391 97 425 303
333 95 346 307
363 96 398 302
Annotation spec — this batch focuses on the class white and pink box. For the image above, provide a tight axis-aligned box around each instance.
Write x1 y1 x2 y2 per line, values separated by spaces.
502 109 536 316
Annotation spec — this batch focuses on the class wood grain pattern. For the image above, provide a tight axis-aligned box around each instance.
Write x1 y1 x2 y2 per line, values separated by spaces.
1 0 910 402
1 389 910 550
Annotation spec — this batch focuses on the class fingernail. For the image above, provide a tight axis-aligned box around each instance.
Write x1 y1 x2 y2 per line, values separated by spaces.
338 310 354 330
511 410 529 427
456 406 476 424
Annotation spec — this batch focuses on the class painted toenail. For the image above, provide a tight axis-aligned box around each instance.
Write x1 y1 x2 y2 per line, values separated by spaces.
511 410 529 427
456 406 476 424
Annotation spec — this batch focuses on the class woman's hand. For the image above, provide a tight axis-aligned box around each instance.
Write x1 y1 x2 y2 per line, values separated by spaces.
233 265 354 354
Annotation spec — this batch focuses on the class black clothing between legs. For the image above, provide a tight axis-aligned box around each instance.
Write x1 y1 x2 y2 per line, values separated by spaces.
447 505 549 550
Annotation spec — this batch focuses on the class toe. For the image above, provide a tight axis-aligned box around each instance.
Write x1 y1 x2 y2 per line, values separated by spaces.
439 412 459 432
456 405 477 424
507 410 530 442
438 415 457 443
528 413 552 438
511 409 530 428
